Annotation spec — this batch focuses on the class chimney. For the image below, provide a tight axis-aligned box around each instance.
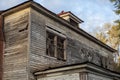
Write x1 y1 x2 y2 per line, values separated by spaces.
58 11 83 28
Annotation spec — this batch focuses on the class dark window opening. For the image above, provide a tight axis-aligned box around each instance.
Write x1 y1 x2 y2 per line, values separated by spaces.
70 19 78 27
46 32 55 57
46 31 66 60
19 24 28 32
57 37 65 60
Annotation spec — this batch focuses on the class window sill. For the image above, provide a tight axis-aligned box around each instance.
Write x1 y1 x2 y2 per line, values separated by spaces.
57 58 66 61
45 55 66 62
45 55 57 60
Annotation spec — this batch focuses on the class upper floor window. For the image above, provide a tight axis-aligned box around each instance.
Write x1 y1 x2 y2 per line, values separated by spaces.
46 30 66 60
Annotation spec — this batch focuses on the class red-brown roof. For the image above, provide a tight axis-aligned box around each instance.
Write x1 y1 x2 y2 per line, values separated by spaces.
57 11 84 23
57 11 70 16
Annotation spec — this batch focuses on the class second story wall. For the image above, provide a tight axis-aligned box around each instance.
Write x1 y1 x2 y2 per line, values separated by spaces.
29 8 114 75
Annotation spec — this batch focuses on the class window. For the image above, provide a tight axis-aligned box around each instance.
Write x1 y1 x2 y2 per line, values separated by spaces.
70 19 78 27
46 31 66 60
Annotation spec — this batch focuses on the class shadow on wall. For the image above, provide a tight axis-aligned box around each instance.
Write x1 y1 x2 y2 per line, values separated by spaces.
0 14 3 80
66 38 114 70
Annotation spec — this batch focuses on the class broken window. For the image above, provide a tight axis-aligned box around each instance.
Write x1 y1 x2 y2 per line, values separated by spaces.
46 31 66 60
57 36 65 60
46 31 55 57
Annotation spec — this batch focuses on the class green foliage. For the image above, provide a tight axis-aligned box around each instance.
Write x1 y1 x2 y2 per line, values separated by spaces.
95 23 120 53
110 0 120 15
107 23 120 49
95 23 120 72
96 32 108 44
109 0 120 51
109 0 120 71
115 10 120 15
95 0 120 70
114 62 120 72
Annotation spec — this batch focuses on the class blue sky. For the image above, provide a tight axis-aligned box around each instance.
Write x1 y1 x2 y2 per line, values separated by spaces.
0 0 119 34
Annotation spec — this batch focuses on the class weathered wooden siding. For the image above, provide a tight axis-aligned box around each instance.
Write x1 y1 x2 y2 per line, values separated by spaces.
88 73 113 80
0 2 117 80
1 3 116 80
0 15 3 80
36 70 88 80
29 9 66 80
3 8 30 80
29 8 114 77
29 9 67 71
37 73 80 80
30 9 112 70
37 71 113 80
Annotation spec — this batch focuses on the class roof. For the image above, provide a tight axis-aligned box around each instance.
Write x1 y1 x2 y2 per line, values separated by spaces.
34 62 120 78
58 11 84 23
1 0 117 52
0 11 4 15
58 11 70 15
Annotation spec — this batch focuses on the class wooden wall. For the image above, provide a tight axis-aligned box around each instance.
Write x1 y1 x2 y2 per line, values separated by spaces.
29 8 114 73
3 8 30 80
1 5 115 80
29 8 114 80
0 14 3 80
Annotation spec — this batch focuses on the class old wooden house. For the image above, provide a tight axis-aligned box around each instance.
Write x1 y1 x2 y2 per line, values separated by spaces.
0 0 120 80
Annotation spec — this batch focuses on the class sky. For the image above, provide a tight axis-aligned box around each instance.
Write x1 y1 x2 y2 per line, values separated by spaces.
0 0 119 35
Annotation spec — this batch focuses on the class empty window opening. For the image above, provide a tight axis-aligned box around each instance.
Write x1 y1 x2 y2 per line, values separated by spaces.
46 31 66 60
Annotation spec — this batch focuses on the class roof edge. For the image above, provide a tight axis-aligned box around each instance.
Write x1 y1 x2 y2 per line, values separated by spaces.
1 0 116 52
58 11 84 23
34 62 120 78
0 11 4 15
31 2 116 52
1 0 32 16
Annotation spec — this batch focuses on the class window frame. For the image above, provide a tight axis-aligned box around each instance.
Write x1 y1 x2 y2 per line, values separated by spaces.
46 26 66 61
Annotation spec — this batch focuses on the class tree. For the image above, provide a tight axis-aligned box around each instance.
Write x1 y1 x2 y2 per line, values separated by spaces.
109 0 120 71
95 0 120 71
108 24 120 60
95 23 120 71
95 23 120 53
96 32 108 44
95 23 110 44
110 0 120 15
95 23 120 57
110 0 120 55
95 23 111 45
